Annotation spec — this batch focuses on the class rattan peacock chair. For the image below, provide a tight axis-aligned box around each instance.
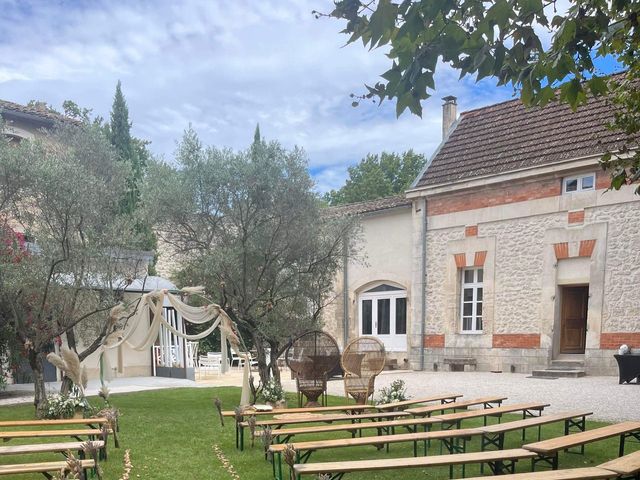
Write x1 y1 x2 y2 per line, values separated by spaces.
286 330 341 407
341 336 386 404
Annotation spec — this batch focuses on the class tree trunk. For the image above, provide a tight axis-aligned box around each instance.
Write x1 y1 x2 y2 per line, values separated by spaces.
268 339 281 384
28 350 46 416
252 332 269 387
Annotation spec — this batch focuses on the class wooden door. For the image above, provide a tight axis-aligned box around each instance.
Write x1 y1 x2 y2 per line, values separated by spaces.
560 286 589 354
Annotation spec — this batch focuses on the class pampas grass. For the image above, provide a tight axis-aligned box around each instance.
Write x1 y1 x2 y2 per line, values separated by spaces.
46 347 87 394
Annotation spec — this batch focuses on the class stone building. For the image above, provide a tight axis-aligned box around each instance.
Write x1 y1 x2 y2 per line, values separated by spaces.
326 92 639 377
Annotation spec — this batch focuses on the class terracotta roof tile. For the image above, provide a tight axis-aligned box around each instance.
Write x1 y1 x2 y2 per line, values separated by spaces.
415 94 626 188
0 99 72 124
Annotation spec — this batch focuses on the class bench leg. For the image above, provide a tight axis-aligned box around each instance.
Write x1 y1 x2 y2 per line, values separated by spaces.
532 453 558 471
488 459 517 475
564 416 586 455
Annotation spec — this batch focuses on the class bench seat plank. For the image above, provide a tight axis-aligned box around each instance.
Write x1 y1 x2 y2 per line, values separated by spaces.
0 460 95 475
406 396 507 416
0 429 104 441
462 467 617 480
293 448 537 475
478 411 592 434
223 404 371 418
598 449 640 476
270 427 482 452
524 421 640 454
0 418 108 428
269 416 443 440
0 441 105 456
434 402 550 423
242 410 409 428
375 393 462 411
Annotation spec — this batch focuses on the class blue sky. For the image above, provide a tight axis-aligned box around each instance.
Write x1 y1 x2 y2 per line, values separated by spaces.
0 0 617 193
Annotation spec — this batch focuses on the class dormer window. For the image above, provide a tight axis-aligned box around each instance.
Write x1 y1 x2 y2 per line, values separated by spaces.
563 173 595 194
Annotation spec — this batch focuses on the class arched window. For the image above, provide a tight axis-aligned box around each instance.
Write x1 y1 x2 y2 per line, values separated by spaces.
358 283 407 351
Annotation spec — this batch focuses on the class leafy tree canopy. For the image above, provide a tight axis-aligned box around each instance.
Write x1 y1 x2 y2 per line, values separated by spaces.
324 150 426 205
323 0 640 191
0 122 147 410
142 128 357 386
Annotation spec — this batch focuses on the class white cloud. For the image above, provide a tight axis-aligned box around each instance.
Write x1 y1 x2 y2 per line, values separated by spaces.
0 0 514 192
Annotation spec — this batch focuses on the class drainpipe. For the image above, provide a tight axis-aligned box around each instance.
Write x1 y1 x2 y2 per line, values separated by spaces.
419 198 428 371
342 236 349 348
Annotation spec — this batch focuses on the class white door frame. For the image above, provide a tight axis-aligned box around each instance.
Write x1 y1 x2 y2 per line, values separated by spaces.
358 287 407 352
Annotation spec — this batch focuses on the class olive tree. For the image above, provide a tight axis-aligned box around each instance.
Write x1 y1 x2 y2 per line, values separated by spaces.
0 122 147 411
143 128 357 386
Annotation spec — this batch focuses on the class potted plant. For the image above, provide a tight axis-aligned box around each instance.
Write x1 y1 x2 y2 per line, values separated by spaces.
261 379 286 408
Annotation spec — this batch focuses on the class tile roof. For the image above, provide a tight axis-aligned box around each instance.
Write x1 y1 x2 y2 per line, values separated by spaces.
326 195 411 217
0 99 71 125
415 94 627 188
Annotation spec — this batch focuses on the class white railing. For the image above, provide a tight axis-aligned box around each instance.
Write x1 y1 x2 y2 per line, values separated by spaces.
153 345 181 368
186 341 199 368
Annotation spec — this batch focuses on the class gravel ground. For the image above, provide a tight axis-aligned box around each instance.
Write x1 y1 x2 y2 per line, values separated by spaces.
306 370 640 423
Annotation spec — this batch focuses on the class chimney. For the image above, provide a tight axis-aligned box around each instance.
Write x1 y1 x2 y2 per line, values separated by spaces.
442 96 457 139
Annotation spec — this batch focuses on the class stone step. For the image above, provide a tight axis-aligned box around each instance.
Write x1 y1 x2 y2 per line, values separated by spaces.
531 369 586 378
550 360 585 369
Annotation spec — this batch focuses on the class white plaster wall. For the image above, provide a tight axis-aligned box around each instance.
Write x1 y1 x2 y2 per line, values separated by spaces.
323 207 413 363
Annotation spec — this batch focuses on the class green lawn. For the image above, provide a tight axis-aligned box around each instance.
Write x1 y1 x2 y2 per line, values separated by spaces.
0 387 635 479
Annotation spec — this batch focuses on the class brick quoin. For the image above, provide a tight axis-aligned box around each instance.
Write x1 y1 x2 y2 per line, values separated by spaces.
553 242 569 259
600 333 640 349
568 210 585 224
492 334 540 349
454 253 466 268
579 239 596 257
427 176 561 216
465 225 478 237
424 334 445 348
474 250 487 266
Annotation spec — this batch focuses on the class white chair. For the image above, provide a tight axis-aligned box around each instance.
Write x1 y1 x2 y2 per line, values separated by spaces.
198 355 222 378
231 352 258 370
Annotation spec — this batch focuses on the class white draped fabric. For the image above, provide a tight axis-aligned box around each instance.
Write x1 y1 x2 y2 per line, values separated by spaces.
99 288 241 381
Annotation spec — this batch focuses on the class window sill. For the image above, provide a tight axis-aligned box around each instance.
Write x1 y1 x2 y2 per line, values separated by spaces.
458 331 484 335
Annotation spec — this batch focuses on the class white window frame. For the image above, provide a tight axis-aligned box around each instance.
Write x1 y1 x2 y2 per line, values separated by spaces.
563 172 596 194
460 268 483 334
358 286 407 351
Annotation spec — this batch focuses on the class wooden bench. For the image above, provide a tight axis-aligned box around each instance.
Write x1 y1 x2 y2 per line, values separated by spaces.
0 459 96 478
478 411 593 450
0 440 105 456
463 467 617 479
269 428 482 480
524 421 640 470
266 415 444 444
406 396 507 417
598 448 640 478
462 450 640 479
0 418 108 428
225 404 373 449
444 357 477 371
375 393 462 411
433 402 550 430
293 448 537 479
238 411 409 450
0 429 107 460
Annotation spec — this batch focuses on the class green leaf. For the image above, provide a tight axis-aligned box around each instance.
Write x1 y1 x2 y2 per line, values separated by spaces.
486 0 514 26
554 19 576 47
588 76 609 96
